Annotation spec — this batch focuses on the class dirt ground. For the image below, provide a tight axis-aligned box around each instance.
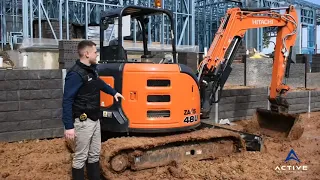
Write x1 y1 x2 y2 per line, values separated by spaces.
1 112 320 180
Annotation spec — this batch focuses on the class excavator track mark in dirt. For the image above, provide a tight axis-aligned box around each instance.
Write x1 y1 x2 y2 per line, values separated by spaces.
100 128 246 180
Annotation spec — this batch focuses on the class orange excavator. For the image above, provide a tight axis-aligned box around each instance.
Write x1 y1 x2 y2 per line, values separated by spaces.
93 4 303 179
197 5 303 139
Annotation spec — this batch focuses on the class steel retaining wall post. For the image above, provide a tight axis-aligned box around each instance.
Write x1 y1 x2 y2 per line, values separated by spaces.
62 69 67 93
215 87 219 124
308 90 311 118
267 86 270 110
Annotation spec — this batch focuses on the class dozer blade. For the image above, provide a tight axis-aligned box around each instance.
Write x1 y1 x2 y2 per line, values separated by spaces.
99 128 246 180
249 108 304 140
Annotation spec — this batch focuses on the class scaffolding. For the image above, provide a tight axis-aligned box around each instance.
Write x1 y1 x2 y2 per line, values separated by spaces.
1 0 320 52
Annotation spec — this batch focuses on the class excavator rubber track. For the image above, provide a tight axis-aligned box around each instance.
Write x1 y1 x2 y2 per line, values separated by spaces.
99 124 256 180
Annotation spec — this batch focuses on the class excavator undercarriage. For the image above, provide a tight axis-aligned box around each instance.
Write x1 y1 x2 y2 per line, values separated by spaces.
99 123 262 179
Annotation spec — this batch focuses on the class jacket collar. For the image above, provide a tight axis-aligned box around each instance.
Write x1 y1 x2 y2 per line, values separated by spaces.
76 59 96 72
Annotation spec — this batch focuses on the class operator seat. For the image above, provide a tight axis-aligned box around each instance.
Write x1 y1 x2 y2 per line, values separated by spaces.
100 45 128 62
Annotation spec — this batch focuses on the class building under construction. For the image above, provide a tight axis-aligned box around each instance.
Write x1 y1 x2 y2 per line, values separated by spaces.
1 0 320 54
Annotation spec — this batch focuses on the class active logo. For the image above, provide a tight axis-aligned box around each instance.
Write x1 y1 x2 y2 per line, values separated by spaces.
284 149 300 163
274 149 308 173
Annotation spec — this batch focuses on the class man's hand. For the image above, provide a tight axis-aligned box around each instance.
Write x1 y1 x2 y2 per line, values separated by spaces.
114 92 125 102
65 129 75 140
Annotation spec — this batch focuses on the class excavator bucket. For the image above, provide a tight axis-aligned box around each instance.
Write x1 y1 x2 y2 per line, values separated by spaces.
245 108 304 140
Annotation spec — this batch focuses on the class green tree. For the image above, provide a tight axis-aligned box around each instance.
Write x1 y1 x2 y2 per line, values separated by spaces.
263 31 271 48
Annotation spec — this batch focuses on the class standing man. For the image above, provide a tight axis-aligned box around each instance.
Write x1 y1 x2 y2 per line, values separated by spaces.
62 40 124 180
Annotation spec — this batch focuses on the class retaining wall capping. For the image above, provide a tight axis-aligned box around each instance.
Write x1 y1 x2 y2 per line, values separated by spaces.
0 70 64 142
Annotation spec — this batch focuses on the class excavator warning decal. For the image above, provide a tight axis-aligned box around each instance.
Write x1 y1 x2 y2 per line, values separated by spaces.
184 108 198 123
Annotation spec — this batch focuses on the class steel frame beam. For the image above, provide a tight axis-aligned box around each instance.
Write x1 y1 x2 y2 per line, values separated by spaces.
194 0 320 52
1 0 195 49
1 0 320 51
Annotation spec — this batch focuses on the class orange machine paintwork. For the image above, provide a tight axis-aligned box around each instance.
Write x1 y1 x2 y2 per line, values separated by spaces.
98 6 298 133
119 63 200 129
100 76 115 107
199 6 298 101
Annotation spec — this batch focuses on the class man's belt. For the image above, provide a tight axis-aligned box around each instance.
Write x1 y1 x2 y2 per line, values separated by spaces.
74 111 100 121
79 113 88 121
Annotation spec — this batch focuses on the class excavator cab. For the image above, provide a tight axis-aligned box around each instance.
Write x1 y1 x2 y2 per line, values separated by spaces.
97 5 203 134
98 5 177 64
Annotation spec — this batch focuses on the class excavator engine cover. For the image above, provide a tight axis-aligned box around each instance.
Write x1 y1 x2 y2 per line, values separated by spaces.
249 108 304 140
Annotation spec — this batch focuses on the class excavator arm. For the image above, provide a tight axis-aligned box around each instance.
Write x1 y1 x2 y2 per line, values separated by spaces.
198 5 298 118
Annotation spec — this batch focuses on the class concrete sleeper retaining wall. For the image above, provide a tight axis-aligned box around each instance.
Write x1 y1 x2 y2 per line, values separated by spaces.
0 70 319 142
0 70 64 142
207 87 320 123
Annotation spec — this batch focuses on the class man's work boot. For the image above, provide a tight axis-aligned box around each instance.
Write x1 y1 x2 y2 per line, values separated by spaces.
86 161 100 180
72 167 84 180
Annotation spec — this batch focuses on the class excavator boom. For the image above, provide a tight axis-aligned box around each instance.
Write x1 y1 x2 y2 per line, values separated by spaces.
198 6 303 140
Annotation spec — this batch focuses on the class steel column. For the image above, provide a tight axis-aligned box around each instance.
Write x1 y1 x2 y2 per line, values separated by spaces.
22 0 29 39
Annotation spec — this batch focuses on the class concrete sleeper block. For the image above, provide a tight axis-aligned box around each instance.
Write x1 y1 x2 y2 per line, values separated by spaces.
19 100 46 110
6 91 19 101
0 91 19 101
219 101 267 112
311 90 320 97
219 95 268 104
44 99 63 109
0 120 42 133
0 131 31 142
286 91 309 98
288 104 308 112
20 90 53 100
3 71 21 80
5 109 52 122
19 70 51 80
19 80 42 90
40 79 63 89
0 81 19 91
0 102 19 112
29 128 64 140
41 119 63 129
0 112 8 122
52 108 63 119
286 97 309 105
218 109 257 119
